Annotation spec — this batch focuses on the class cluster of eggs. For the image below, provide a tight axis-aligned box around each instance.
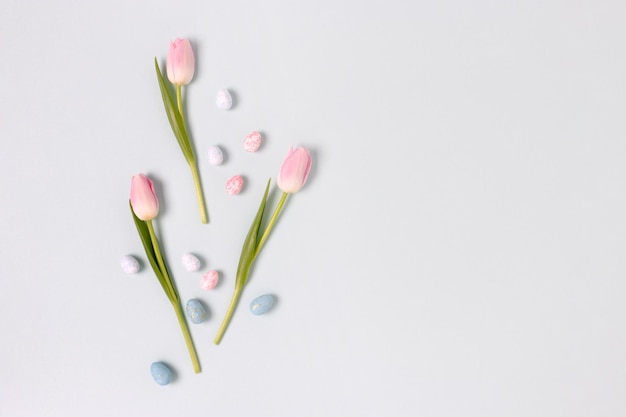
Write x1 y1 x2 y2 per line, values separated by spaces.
121 252 276 385
208 89 264 196
125 88 282 386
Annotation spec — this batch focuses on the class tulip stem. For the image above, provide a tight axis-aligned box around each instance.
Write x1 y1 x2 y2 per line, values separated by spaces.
173 299 201 373
254 192 289 259
146 220 177 302
147 220 200 373
214 191 287 345
175 84 208 224
213 191 288 345
175 85 184 116
190 163 208 224
214 286 243 345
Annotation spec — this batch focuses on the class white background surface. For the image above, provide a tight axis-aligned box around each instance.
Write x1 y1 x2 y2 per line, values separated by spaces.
1 0 626 416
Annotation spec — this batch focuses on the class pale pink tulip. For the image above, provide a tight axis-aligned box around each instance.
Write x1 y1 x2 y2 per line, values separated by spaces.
130 174 159 221
277 146 312 193
166 38 195 86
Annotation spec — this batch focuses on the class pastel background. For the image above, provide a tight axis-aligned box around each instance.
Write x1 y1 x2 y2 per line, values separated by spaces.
1 0 625 416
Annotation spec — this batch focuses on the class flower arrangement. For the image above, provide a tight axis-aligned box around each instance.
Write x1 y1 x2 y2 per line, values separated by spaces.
214 146 312 344
129 174 201 373
124 38 314 379
154 38 208 224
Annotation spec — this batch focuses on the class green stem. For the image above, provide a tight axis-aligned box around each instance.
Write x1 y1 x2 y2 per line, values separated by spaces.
147 220 199 373
173 299 201 373
176 84 208 224
176 84 183 116
190 162 208 224
254 192 289 259
146 220 177 302
214 286 244 345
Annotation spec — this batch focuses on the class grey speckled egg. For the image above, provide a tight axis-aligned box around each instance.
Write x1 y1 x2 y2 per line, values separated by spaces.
208 145 224 165
249 294 275 315
120 255 140 274
150 362 173 386
181 253 201 272
185 299 207 324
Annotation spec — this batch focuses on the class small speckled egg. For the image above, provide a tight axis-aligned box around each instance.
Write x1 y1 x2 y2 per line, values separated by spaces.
185 299 207 324
225 175 243 195
208 145 223 165
181 253 201 272
150 362 173 386
250 294 275 315
120 255 140 274
243 131 262 152
200 270 219 290
216 89 232 110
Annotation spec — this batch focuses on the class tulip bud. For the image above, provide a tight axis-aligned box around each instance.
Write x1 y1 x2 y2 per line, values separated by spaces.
166 38 195 86
277 146 312 193
130 174 159 221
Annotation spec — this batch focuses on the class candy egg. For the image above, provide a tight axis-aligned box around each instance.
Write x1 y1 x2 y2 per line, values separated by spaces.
249 294 275 315
200 270 219 290
185 299 208 324
208 145 224 165
120 255 140 274
181 253 201 272
243 131 262 152
216 89 232 110
225 175 243 195
150 362 173 386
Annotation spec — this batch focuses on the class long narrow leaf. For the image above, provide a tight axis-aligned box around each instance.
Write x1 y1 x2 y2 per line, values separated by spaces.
235 179 271 288
129 202 176 303
154 58 195 164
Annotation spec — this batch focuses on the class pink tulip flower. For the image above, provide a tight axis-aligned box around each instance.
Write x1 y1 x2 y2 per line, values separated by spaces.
166 38 195 86
277 146 312 193
130 174 159 221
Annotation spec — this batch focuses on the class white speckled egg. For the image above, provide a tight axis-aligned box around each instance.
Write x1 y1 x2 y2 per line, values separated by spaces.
120 255 140 274
225 175 243 195
243 131 262 152
216 89 232 110
208 145 223 165
181 253 201 272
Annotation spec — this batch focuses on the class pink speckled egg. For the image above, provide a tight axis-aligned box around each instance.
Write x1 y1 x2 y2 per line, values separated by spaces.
243 131 262 152
225 175 244 195
200 270 219 290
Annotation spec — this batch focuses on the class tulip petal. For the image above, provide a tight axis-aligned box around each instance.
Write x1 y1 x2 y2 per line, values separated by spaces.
130 174 159 221
167 38 195 85
277 146 312 193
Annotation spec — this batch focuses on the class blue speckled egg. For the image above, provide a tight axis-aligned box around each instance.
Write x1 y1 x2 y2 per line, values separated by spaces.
150 362 173 386
185 299 207 324
249 294 275 315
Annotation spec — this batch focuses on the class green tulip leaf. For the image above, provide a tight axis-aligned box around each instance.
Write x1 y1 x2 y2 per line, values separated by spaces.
235 179 271 289
129 201 176 303
154 58 194 164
